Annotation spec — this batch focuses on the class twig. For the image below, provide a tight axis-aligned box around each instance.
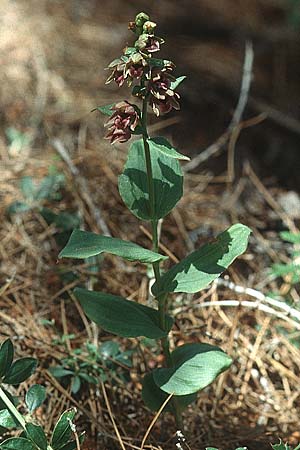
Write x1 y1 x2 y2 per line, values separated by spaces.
184 41 254 172
140 393 173 450
244 161 298 233
218 278 300 323
193 299 300 330
51 138 111 236
101 381 127 450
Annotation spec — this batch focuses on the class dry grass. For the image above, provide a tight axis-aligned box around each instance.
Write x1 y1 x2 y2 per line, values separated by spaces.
1 1 300 449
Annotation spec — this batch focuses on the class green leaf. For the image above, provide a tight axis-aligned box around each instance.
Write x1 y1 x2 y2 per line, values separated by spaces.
119 139 183 221
98 341 119 359
26 422 47 450
25 385 46 413
51 408 76 450
153 343 232 395
148 137 190 161
59 229 167 263
35 174 65 201
142 372 197 412
92 104 115 116
0 339 14 378
3 358 37 385
71 376 81 394
0 437 36 450
74 287 173 339
49 367 74 378
152 224 251 296
170 75 186 90
0 409 18 429
271 441 291 450
7 201 31 215
279 231 300 244
20 177 36 201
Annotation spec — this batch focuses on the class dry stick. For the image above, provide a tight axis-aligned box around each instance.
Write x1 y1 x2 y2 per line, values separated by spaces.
245 161 298 233
184 41 254 172
101 381 127 450
194 299 300 331
240 316 271 401
51 138 111 237
226 113 266 183
140 393 174 450
218 278 300 322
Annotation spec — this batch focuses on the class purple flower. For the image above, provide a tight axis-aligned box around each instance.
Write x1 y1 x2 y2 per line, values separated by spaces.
104 101 139 144
136 33 163 54
148 68 180 116
106 53 148 87
125 53 148 83
105 58 127 87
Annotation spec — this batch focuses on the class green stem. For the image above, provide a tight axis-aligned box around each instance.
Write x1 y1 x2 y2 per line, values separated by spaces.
141 93 183 430
0 385 26 429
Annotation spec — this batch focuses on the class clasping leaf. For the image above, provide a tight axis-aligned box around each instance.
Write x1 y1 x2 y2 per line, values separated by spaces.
74 288 173 339
152 223 251 296
59 229 167 263
153 343 232 395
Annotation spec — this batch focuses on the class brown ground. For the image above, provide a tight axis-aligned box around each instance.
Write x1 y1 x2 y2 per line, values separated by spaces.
1 1 300 449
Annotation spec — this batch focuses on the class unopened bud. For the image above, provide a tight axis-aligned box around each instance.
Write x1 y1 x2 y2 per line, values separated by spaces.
128 21 136 32
135 12 150 27
143 20 156 33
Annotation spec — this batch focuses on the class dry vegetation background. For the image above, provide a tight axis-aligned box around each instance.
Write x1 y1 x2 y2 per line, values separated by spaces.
1 0 300 449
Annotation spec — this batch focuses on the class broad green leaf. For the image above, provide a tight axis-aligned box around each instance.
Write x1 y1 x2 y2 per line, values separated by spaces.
170 75 186 90
59 229 167 263
0 409 18 429
26 422 47 450
74 288 173 339
92 104 115 116
152 224 251 296
51 408 76 450
119 139 183 221
3 358 37 385
142 372 197 412
148 137 190 161
0 437 36 450
0 339 14 378
20 177 36 201
206 448 219 450
25 385 46 413
153 343 232 395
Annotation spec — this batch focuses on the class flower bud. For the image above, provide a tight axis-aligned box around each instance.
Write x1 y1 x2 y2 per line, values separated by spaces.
143 20 157 33
135 12 150 27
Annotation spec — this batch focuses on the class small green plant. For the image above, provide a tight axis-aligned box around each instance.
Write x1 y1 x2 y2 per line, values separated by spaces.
0 338 84 449
8 173 65 215
7 171 80 247
49 340 133 394
58 12 251 428
271 231 300 289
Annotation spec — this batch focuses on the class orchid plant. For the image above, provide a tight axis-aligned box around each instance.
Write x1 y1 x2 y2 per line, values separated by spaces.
59 12 251 428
